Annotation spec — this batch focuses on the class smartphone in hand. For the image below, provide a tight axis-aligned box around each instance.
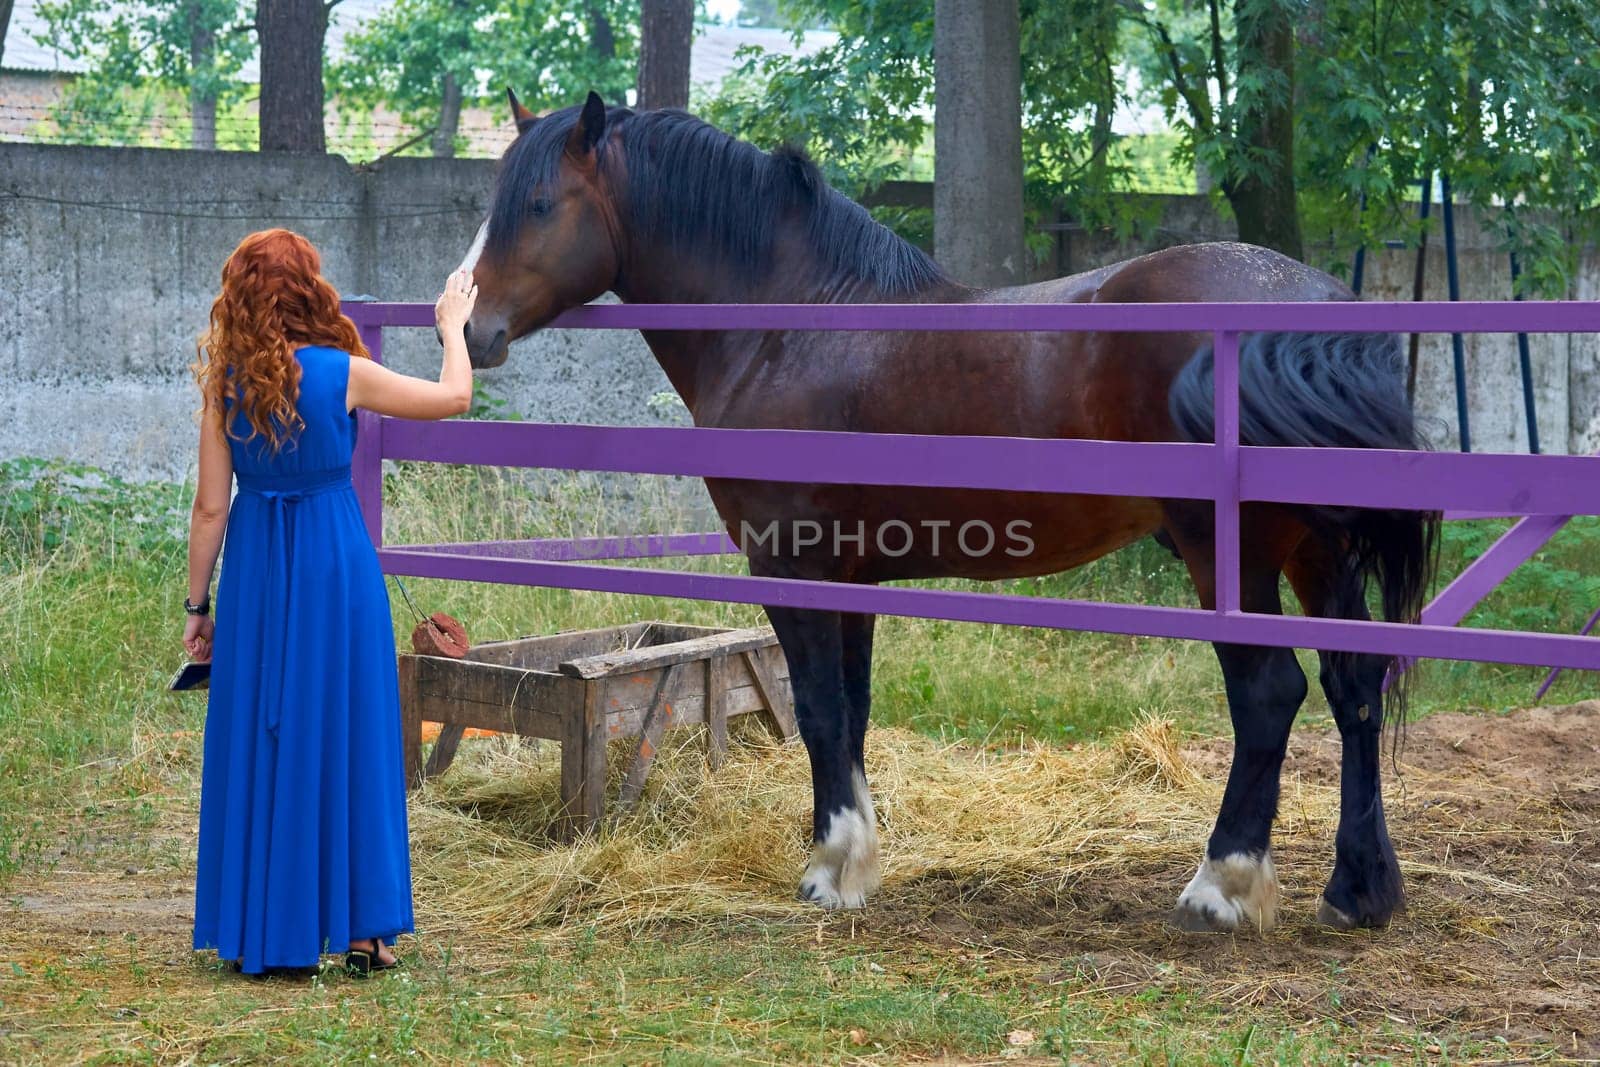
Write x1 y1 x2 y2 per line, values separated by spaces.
168 661 212 691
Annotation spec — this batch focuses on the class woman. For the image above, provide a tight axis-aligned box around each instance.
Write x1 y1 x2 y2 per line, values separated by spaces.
182 228 475 976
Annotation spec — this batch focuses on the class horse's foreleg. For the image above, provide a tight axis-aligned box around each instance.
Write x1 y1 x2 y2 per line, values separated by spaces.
1285 543 1405 929
762 603 880 909
841 611 877 767
1165 509 1306 934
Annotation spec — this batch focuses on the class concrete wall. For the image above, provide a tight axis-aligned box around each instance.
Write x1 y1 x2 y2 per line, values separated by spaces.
3 142 1596 484
1 143 669 482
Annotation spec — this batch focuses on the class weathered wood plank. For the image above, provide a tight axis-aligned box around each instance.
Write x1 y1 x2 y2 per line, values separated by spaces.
640 622 729 645
560 679 609 839
398 655 424 789
742 646 798 741
595 660 791 738
706 653 729 770
462 622 729 670
617 662 682 812
463 622 654 669
413 656 570 738
407 696 565 739
561 627 780 679
422 723 467 779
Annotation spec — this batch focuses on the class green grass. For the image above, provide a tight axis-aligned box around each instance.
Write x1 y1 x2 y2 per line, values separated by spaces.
4 917 1514 1065
1 457 1594 1063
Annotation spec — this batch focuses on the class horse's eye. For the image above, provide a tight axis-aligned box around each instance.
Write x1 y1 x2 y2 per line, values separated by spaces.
530 198 552 217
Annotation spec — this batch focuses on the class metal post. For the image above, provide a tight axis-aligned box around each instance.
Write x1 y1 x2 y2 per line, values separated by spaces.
1213 330 1241 615
1440 172 1471 452
344 300 385 546
1509 252 1540 454
1406 172 1432 402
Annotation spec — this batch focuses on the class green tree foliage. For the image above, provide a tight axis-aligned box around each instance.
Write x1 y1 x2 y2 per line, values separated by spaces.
1294 0 1600 293
701 0 1157 243
703 0 930 198
328 0 638 155
33 0 254 149
706 0 1600 287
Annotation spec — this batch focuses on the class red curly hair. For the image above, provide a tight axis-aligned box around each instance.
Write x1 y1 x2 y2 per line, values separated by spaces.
193 229 370 451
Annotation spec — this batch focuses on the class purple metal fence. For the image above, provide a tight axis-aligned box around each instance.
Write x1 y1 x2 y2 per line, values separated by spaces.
343 299 1600 676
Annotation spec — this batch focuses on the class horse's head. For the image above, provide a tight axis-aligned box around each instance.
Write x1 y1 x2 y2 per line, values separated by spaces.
456 90 623 367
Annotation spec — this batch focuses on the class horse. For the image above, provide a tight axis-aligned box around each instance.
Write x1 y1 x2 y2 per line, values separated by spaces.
454 89 1438 934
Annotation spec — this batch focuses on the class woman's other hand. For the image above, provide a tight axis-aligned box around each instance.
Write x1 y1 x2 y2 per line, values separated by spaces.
184 614 215 662
435 270 478 334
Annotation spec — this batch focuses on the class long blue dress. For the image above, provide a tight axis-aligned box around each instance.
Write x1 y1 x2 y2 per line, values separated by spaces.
193 345 414 974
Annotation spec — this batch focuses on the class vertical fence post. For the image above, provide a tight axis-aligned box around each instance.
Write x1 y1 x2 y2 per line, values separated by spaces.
346 301 385 547
1509 252 1540 454
1441 172 1471 452
1213 330 1241 615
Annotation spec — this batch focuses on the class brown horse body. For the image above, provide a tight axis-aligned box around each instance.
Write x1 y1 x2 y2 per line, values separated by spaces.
460 94 1434 933
643 243 1350 587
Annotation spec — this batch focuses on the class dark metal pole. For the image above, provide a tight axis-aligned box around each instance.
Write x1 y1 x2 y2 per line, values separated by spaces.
1441 172 1471 452
1509 252 1540 453
1406 173 1433 403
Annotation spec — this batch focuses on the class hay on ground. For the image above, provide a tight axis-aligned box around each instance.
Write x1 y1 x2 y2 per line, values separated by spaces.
408 717 1253 933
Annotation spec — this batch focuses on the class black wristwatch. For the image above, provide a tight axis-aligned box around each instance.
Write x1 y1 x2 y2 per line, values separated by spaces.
184 595 211 617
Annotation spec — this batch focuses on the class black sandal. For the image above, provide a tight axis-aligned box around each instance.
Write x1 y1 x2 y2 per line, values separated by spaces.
346 937 401 977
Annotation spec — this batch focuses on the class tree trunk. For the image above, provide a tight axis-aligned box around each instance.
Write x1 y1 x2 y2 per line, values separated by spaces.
933 0 1025 287
589 1 616 60
636 0 693 110
0 0 15 70
188 6 216 151
431 72 462 157
257 0 328 153
1223 0 1303 260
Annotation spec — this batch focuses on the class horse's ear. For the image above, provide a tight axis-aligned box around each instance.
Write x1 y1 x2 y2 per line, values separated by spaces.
507 88 535 132
565 90 607 159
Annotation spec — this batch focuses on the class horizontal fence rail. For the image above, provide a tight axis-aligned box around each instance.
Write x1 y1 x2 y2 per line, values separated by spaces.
344 299 1600 675
380 420 1600 517
348 300 1600 334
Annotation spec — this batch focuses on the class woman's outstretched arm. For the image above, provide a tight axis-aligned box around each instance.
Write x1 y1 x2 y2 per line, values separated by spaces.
346 270 476 420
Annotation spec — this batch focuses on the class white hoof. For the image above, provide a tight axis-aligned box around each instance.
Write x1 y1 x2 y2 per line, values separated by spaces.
798 771 880 910
1171 851 1278 933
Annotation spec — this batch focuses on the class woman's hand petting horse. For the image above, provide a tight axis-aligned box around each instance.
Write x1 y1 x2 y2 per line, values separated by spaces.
345 270 477 421
436 268 478 334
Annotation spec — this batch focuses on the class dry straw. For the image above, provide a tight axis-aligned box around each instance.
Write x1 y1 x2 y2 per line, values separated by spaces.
408 715 1261 935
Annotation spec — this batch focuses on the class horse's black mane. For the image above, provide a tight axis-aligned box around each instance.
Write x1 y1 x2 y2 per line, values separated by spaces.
487 104 948 296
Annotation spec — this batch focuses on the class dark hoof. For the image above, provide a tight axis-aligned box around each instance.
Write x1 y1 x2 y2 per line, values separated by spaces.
1317 892 1400 930
1316 897 1359 930
1170 902 1234 933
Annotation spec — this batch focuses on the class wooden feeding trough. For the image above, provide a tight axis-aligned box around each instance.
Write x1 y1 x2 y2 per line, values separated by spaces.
397 621 797 834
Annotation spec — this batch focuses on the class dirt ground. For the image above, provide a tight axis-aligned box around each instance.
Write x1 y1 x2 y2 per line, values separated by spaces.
862 701 1600 1057
5 701 1598 1059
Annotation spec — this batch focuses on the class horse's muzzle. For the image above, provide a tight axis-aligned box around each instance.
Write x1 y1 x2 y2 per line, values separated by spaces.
463 321 509 368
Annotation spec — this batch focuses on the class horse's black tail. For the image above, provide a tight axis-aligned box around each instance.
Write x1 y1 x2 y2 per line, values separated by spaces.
1168 331 1440 733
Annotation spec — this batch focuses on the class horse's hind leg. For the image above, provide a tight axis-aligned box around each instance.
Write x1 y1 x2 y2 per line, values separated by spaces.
1285 538 1405 929
1164 506 1308 933
760 600 880 908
